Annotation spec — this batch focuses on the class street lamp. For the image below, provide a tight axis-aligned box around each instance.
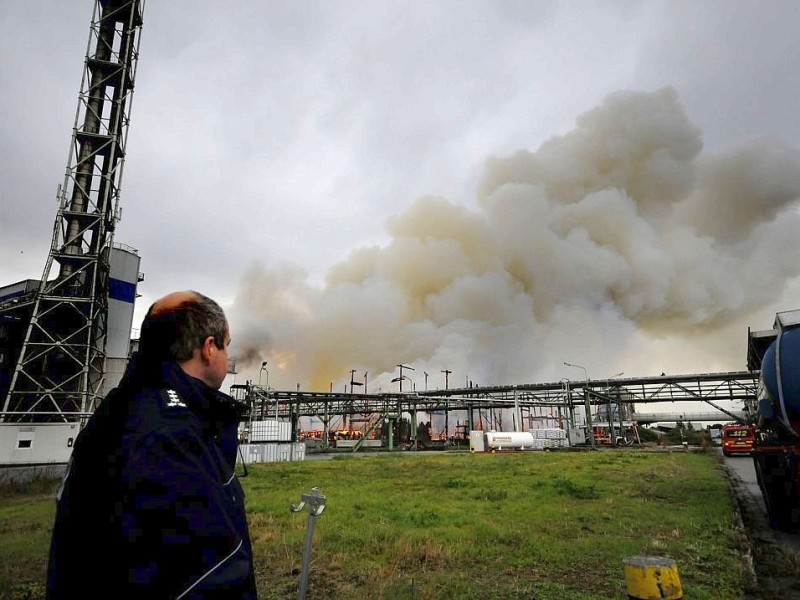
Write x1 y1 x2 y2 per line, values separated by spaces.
605 371 624 393
563 361 588 382
390 375 410 391
259 361 269 388
392 364 415 392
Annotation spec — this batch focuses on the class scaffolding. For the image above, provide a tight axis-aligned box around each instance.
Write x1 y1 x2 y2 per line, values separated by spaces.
1 1 145 422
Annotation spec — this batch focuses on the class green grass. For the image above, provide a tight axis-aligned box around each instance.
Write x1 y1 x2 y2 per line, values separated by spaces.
0 450 750 599
0 478 59 600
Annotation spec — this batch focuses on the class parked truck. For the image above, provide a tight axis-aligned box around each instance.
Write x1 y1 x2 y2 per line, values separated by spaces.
748 311 800 530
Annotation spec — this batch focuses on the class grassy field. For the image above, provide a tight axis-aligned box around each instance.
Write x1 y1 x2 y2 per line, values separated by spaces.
0 449 750 599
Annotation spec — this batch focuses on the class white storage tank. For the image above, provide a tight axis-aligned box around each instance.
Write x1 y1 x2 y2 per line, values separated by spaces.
103 244 142 395
484 431 536 450
478 429 569 451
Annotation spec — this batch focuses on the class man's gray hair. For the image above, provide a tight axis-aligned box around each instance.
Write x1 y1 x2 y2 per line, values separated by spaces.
139 291 228 363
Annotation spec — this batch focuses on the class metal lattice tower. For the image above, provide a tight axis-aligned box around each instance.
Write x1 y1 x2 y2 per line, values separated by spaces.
1 0 144 422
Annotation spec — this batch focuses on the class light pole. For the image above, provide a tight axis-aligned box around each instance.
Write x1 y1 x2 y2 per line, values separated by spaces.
392 364 415 393
563 361 588 382
259 361 269 388
390 375 410 391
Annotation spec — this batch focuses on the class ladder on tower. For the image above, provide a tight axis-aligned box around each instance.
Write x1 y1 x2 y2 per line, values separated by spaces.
1 0 145 423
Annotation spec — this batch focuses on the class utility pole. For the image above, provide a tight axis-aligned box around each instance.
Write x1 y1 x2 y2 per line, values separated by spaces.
441 369 451 390
392 364 415 393
349 369 363 394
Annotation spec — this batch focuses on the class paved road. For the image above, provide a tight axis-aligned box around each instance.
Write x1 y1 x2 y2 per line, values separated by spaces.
723 451 768 515
721 449 800 598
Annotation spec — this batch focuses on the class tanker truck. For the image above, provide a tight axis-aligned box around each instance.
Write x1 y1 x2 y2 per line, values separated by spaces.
748 310 800 530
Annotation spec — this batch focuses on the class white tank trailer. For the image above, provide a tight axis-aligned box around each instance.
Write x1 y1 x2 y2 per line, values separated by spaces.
471 429 569 452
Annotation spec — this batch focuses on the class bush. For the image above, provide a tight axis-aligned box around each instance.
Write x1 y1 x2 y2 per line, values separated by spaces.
663 425 705 446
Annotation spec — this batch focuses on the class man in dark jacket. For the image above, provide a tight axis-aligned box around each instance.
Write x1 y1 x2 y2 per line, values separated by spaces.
46 290 257 599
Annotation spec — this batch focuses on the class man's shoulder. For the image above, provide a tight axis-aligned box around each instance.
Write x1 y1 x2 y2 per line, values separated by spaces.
127 387 200 427
85 386 200 441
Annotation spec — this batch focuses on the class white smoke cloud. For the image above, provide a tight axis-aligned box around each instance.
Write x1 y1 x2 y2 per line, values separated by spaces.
227 87 800 391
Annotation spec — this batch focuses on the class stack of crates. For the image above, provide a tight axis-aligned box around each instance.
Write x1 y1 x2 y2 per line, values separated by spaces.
530 428 568 449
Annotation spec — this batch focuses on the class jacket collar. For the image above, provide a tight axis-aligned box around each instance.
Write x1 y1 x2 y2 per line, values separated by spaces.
158 361 243 430
120 353 243 434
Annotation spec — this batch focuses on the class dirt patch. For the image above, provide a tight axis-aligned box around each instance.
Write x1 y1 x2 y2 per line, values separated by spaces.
723 461 800 599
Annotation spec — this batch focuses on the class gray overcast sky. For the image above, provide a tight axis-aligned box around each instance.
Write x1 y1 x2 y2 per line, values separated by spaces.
2 1 800 390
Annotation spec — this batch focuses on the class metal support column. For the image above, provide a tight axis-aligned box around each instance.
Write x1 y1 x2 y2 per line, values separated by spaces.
585 389 596 449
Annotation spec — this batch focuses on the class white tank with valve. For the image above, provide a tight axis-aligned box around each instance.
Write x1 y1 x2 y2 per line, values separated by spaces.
484 431 536 450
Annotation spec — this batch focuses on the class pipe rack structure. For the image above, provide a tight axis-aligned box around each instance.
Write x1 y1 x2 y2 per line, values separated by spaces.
232 370 759 445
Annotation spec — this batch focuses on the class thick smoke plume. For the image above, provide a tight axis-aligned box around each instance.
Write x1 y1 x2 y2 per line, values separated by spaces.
228 88 800 391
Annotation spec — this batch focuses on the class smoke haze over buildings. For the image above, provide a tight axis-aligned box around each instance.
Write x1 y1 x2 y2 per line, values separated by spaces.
227 88 800 391
2 2 800 395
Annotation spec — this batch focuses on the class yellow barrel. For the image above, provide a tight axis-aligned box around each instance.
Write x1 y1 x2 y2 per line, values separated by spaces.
623 556 683 599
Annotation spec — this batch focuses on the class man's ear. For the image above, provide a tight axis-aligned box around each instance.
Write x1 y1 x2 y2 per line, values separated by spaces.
200 336 215 363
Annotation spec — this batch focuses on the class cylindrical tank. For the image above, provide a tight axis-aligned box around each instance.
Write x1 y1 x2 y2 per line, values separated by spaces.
102 244 142 394
759 326 800 436
484 431 535 450
107 244 141 357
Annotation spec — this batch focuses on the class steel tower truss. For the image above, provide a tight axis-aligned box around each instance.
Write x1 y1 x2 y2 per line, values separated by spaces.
2 0 144 422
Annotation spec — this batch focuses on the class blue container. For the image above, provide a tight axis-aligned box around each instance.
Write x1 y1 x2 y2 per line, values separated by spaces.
760 327 800 434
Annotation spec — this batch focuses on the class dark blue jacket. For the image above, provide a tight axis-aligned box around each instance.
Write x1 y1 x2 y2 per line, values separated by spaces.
46 359 257 599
